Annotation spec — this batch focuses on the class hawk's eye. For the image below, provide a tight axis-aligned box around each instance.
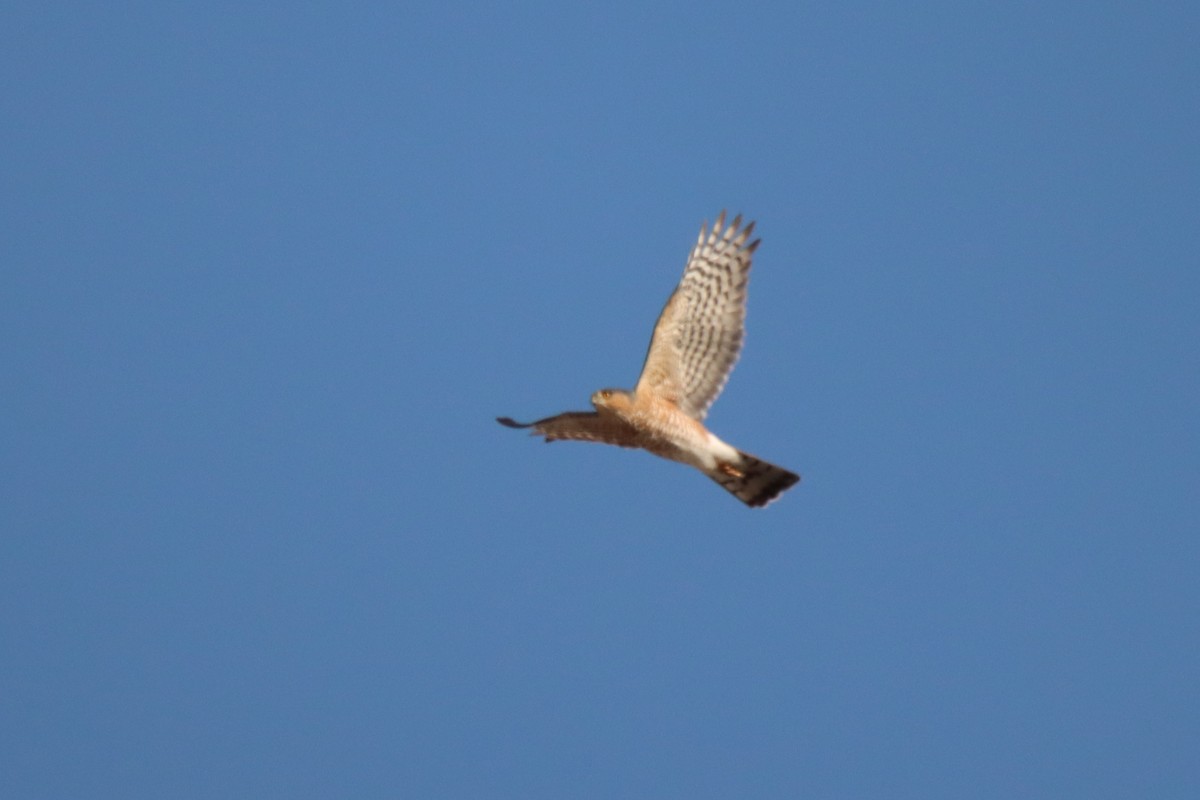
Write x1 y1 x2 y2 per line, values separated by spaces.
601 390 611 398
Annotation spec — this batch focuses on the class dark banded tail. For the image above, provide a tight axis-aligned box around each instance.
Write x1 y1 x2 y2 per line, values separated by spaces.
708 452 800 508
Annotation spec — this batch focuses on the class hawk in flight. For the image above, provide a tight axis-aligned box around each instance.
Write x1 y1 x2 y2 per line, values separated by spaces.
498 211 800 507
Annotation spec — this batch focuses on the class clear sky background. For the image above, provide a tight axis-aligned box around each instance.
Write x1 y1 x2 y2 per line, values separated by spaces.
3 3 1197 798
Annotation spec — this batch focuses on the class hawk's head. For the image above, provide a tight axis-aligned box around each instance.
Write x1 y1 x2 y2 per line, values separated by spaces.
591 388 634 415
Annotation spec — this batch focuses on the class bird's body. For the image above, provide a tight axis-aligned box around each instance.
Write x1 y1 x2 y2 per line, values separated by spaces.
498 212 800 507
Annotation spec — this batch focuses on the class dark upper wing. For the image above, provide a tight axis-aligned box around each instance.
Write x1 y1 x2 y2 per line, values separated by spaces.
496 411 642 447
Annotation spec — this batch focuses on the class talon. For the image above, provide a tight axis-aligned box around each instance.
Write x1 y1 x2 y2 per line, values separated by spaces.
718 462 744 479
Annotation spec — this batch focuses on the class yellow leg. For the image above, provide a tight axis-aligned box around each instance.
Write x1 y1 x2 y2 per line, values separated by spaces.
718 462 745 479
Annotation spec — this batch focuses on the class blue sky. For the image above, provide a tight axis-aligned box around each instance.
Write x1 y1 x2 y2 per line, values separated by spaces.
2 2 1197 797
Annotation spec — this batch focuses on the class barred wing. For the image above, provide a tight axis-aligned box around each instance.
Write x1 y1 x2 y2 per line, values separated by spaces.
634 211 758 421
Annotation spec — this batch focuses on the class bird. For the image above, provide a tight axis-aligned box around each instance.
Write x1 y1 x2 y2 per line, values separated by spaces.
498 211 800 507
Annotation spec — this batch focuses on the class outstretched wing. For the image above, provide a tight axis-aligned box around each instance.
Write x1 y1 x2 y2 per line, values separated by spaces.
496 412 642 447
634 211 758 421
